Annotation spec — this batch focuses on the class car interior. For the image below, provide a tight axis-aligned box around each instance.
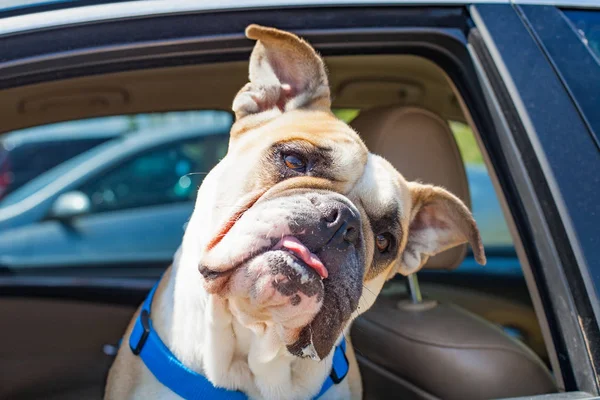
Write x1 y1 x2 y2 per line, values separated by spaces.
0 54 558 399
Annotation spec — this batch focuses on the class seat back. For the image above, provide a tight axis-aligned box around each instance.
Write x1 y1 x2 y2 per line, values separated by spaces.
352 293 557 400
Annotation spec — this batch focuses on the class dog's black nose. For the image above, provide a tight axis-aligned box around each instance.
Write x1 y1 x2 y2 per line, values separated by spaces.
318 200 361 248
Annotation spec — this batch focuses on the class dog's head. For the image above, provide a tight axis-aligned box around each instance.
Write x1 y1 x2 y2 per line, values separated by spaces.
187 25 486 361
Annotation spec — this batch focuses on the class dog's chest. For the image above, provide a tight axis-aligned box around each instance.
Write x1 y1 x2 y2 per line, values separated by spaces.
129 372 180 399
129 364 351 400
316 381 352 400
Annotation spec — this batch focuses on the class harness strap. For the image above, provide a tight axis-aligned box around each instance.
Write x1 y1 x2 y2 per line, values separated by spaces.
128 282 349 400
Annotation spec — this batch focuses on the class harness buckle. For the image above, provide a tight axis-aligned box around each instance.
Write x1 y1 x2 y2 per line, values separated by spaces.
329 347 349 384
131 309 151 355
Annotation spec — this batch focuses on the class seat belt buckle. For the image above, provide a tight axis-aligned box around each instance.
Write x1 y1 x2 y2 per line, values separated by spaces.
131 309 151 356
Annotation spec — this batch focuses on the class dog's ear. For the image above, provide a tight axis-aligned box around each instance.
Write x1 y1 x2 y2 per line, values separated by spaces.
232 24 331 121
398 182 486 275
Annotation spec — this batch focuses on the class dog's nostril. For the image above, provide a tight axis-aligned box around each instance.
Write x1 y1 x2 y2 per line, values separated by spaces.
343 226 359 244
323 208 339 224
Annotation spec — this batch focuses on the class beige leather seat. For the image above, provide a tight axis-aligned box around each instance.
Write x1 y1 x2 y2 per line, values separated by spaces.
349 106 556 400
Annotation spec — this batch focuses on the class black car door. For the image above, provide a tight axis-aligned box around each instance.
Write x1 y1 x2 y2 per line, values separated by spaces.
468 3 600 395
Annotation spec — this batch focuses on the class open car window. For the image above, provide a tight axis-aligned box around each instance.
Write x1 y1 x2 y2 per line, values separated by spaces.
449 121 514 248
0 111 232 209
0 110 232 272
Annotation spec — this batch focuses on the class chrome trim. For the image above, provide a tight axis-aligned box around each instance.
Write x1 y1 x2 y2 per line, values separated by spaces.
515 0 600 6
1 0 598 39
0 0 499 37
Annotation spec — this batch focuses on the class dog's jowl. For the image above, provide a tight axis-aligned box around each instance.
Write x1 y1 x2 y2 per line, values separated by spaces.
105 24 486 400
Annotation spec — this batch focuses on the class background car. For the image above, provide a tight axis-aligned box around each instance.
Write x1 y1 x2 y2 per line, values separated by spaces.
0 113 213 200
0 126 115 199
0 110 232 270
0 1 598 400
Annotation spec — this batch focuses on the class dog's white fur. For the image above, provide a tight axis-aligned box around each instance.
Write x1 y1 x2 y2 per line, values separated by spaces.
105 24 485 400
106 157 391 400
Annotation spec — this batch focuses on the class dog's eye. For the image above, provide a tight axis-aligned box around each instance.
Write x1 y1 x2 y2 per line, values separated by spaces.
376 233 391 253
283 154 306 172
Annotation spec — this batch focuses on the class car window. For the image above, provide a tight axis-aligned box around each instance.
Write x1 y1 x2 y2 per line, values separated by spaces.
449 121 514 249
1 138 111 195
563 9 600 62
0 110 232 208
0 140 119 208
79 135 229 213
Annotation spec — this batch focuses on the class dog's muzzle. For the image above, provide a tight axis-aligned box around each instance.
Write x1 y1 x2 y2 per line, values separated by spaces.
199 191 365 360
277 194 362 277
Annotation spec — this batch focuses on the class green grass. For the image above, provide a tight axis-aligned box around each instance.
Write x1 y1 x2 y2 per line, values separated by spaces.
332 109 360 123
449 121 484 165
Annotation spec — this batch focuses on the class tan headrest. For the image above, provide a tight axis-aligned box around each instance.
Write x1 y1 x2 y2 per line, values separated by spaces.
351 106 470 270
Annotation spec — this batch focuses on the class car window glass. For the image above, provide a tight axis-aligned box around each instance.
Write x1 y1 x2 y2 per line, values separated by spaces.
563 9 600 63
79 135 229 213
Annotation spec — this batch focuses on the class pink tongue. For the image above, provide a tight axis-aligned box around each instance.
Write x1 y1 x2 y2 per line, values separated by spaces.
274 236 328 279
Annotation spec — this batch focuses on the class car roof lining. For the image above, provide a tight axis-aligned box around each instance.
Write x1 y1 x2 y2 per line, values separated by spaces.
0 54 465 135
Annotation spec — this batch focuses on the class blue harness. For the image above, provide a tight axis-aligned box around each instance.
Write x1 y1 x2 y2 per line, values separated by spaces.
128 282 349 400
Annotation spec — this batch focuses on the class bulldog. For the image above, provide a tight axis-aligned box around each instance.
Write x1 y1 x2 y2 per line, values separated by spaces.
104 24 486 400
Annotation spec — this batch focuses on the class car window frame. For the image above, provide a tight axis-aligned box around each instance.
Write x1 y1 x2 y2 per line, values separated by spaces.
470 3 600 392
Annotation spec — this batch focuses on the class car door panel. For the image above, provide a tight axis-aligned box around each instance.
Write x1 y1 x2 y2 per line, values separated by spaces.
469 3 600 393
0 297 136 400
519 5 600 148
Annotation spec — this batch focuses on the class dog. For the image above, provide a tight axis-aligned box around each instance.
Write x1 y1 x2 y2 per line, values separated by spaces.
104 24 486 400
